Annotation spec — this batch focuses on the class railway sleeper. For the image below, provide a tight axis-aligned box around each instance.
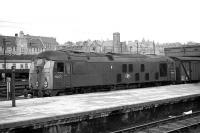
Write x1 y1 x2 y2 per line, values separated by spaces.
136 115 200 133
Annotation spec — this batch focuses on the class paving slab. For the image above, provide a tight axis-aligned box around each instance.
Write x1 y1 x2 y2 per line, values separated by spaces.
0 83 200 129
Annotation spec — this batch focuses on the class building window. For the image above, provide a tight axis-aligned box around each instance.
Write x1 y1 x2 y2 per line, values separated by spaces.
129 64 133 72
20 64 24 69
13 63 16 67
25 63 28 69
2 64 5 69
122 64 127 73
21 48 24 54
141 64 145 72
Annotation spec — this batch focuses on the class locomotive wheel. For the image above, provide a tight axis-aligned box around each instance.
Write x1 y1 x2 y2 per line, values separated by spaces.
23 89 28 98
110 86 116 91
38 90 43 97
44 90 52 97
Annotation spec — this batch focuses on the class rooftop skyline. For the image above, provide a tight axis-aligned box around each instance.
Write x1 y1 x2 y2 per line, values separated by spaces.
0 0 200 44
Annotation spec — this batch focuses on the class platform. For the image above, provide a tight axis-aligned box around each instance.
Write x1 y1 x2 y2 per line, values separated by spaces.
0 83 200 132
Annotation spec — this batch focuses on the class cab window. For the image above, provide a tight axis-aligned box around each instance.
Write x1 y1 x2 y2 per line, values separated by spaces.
57 62 64 72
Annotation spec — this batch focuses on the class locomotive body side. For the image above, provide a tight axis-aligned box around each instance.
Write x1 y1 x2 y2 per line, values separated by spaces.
29 50 176 97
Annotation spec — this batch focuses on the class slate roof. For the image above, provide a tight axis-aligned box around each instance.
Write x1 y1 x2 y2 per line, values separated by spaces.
0 36 17 47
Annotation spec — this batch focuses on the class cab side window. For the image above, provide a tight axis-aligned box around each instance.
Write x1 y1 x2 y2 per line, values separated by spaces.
57 62 64 72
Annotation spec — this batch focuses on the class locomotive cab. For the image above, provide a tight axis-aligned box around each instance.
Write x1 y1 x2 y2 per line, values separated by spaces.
29 57 72 97
53 61 71 92
29 58 54 97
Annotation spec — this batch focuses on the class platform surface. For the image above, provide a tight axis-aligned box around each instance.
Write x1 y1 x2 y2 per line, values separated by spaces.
0 83 200 128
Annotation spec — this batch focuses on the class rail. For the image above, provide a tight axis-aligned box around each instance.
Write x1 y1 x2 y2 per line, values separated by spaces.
111 111 200 133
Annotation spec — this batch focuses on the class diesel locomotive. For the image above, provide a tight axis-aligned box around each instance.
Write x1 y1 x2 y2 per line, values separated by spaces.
29 50 179 97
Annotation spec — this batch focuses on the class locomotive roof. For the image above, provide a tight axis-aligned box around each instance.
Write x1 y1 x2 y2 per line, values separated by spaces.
36 50 171 62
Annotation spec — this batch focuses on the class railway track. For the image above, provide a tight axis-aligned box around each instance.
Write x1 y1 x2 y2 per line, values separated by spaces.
111 111 200 133
0 81 29 99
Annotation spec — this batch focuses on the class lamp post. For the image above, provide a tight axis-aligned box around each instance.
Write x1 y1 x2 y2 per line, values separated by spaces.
11 66 16 107
153 41 155 55
135 40 139 54
120 43 122 53
3 38 6 82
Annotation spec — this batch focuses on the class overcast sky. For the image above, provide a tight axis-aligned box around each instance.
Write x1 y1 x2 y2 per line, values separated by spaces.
0 0 200 44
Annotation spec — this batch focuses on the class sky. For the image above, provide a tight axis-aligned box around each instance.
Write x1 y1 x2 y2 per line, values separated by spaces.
0 0 200 44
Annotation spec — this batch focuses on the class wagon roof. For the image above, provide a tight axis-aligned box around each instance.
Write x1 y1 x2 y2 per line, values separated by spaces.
171 56 200 61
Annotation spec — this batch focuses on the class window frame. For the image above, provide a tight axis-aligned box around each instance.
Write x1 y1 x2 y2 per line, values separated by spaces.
20 64 24 69
56 62 64 73
159 63 168 77
122 64 127 73
141 64 145 72
129 64 133 72
135 73 140 81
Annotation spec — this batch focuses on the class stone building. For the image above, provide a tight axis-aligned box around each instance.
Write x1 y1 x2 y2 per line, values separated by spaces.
112 32 128 53
0 31 59 55
0 36 17 55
